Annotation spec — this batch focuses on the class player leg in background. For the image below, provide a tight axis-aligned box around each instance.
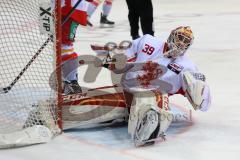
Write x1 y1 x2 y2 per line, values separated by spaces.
126 0 140 40
61 18 82 95
87 0 114 27
87 0 101 26
127 91 172 147
100 0 115 28
139 0 154 36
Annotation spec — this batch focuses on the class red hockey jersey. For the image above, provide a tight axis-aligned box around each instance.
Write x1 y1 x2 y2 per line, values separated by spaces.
61 0 88 26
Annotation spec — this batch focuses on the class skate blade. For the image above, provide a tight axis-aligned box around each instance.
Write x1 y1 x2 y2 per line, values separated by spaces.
85 25 95 30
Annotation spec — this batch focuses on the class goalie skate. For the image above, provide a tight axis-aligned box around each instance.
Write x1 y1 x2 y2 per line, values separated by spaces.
63 80 82 95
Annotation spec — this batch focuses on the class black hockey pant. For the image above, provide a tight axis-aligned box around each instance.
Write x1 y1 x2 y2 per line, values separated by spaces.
126 0 154 39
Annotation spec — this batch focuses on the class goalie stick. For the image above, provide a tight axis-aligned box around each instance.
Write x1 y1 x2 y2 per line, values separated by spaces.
0 0 83 94
90 41 132 65
91 40 132 53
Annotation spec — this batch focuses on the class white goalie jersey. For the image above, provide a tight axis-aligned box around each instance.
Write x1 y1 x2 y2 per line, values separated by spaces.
123 34 211 111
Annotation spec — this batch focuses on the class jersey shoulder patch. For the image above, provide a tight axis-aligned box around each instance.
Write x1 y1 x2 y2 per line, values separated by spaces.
167 62 184 74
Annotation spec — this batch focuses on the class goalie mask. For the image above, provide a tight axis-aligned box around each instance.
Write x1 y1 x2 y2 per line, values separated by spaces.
165 26 194 58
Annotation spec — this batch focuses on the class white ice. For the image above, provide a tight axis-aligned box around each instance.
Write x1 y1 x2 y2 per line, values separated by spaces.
1 0 240 159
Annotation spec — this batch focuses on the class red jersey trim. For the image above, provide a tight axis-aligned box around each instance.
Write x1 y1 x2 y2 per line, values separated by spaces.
61 52 78 62
62 7 87 26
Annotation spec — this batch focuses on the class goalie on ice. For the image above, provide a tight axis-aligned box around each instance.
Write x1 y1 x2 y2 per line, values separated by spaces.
96 26 212 146
20 26 211 148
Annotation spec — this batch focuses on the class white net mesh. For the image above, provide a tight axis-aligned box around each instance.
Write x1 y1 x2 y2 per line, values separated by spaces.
0 0 61 147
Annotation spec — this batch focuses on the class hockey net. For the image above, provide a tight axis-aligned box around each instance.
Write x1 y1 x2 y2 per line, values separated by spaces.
0 0 62 148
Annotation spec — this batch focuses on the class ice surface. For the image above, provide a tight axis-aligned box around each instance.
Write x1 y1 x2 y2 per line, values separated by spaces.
1 0 240 159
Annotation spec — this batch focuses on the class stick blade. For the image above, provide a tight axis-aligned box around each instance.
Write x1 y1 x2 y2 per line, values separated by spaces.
0 87 10 94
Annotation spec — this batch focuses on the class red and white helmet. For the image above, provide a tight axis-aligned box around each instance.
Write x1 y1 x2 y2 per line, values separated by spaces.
165 26 194 58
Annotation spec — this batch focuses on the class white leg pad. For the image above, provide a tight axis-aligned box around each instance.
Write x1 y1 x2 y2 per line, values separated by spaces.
128 91 160 137
128 91 173 146
159 109 173 134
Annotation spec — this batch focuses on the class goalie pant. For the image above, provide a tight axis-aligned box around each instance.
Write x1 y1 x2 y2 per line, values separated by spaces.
125 0 154 39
